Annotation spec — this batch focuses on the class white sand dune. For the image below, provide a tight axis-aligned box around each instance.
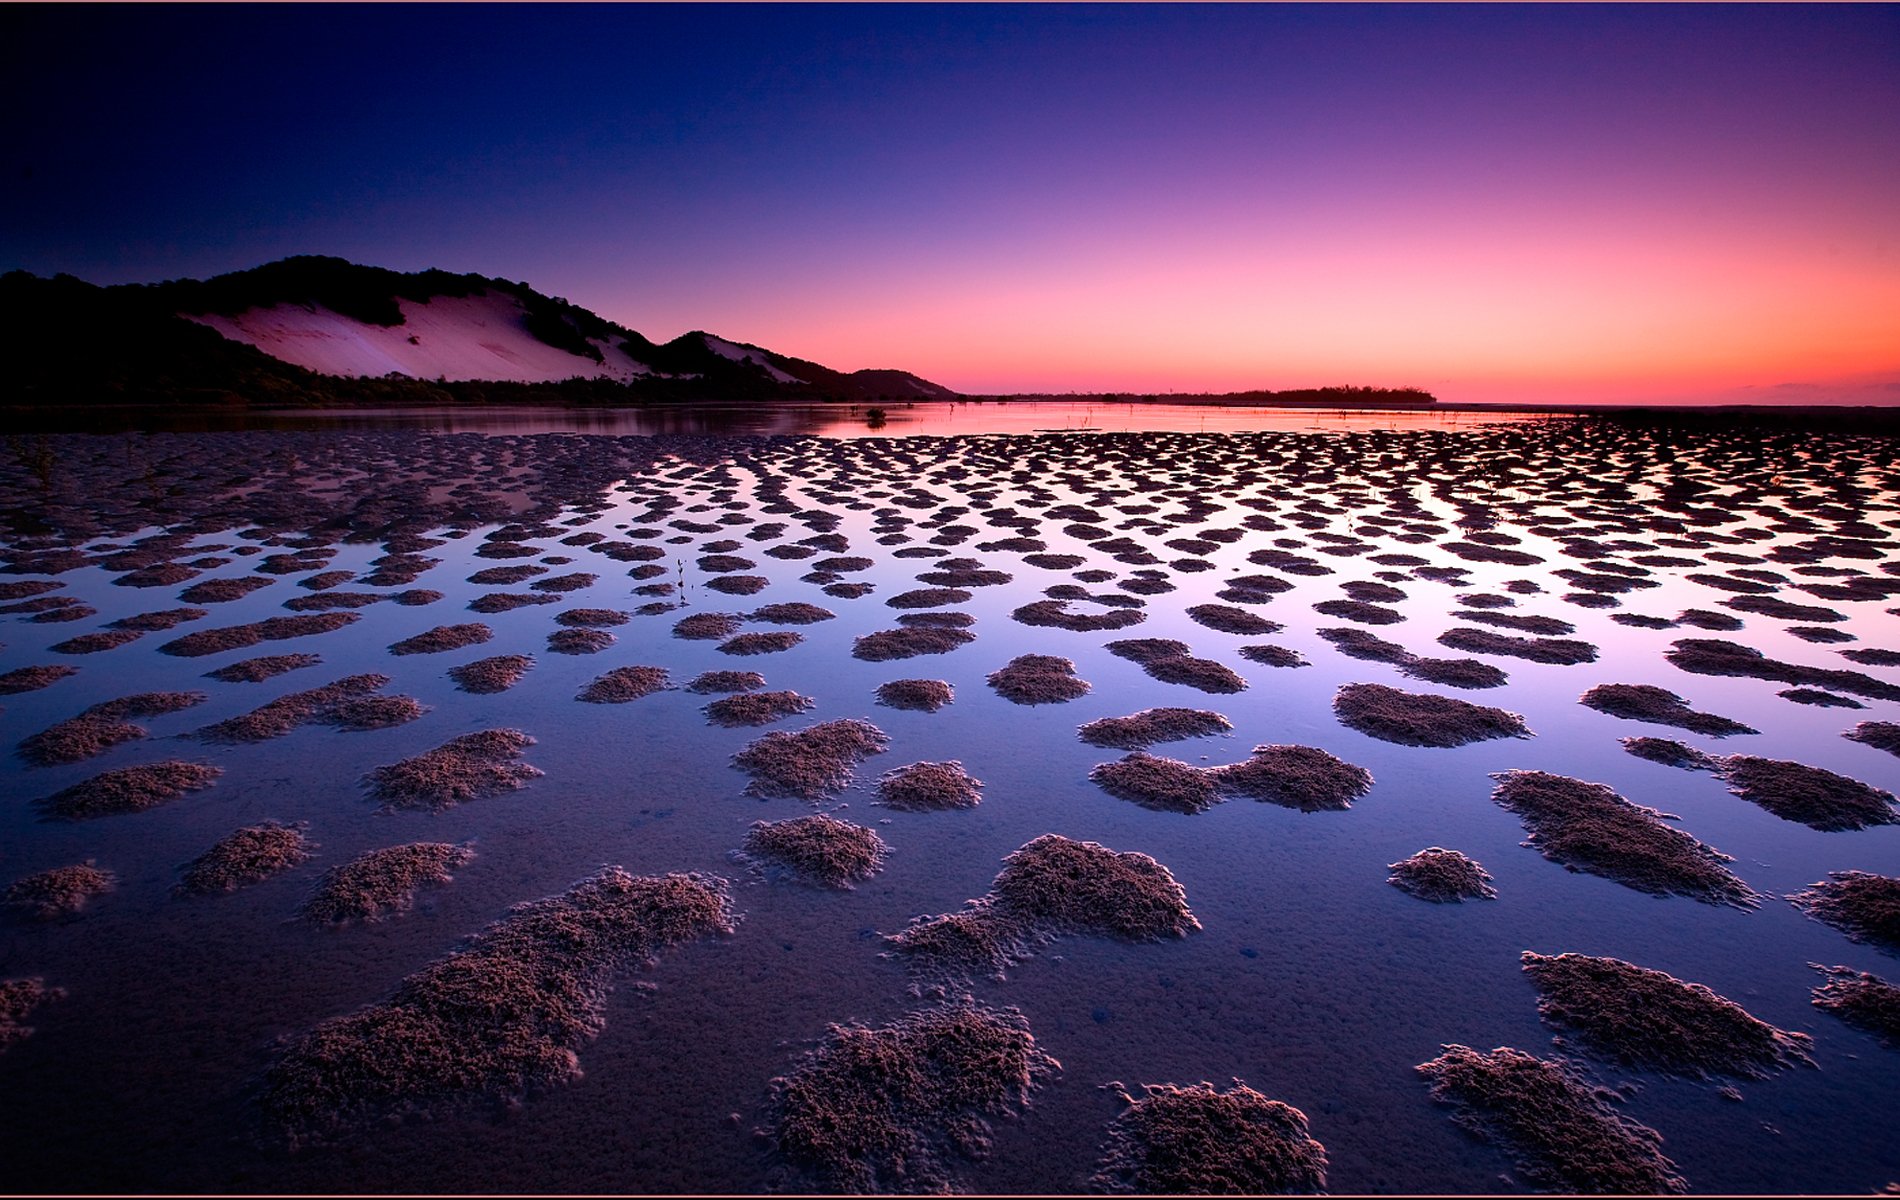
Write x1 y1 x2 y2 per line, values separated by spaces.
702 333 804 385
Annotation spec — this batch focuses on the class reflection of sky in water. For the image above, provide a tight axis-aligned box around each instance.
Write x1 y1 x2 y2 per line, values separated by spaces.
1 417 1897 1193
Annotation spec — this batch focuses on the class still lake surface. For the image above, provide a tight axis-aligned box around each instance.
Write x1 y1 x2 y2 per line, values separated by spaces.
1 402 1895 1193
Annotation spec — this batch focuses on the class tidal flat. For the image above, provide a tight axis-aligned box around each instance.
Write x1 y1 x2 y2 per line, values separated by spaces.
2 412 1899 1194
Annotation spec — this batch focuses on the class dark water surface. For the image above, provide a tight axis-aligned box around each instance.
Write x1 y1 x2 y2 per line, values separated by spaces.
1 411 1896 1193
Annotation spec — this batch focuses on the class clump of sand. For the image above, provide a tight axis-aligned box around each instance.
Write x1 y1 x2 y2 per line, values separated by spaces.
687 670 766 694
1490 771 1756 908
555 608 630 628
750 602 835 624
176 821 313 895
196 674 414 742
1091 752 1222 814
989 654 1091 704
674 612 743 640
1621 737 1717 771
1788 871 1900 951
877 760 982 811
853 627 975 661
300 842 476 924
1846 721 1900 757
1334 683 1528 747
1238 644 1309 669
0 977 64 1052
876 678 954 712
1090 1081 1328 1194
1523 952 1813 1078
733 718 890 799
705 689 813 726
1011 598 1146 633
51 630 144 655
365 729 543 812
742 814 889 888
766 1001 1057 1193
204 653 320 683
449 654 533 694
547 627 615 655
1809 964 1900 1047
1439 627 1598 665
1078 707 1232 750
160 612 358 657
4 862 115 919
264 867 735 1145
1417 1044 1685 1194
578 666 670 704
0 664 78 694
1187 603 1283 635
1666 638 1900 701
1581 683 1756 737
1716 754 1897 831
19 690 207 765
1388 848 1496 902
1213 744 1373 812
37 760 222 820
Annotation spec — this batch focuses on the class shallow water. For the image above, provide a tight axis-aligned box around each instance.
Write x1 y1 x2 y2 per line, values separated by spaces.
2 415 1898 1193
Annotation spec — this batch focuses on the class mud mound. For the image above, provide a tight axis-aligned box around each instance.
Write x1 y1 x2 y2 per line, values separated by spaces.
1622 737 1717 771
179 576 273 604
1716 754 1897 831
50 630 142 655
548 628 615 655
989 654 1090 704
687 669 766 694
0 664 77 694
109 606 207 631
733 718 889 799
160 612 358 657
555 608 630 628
196 674 398 743
1809 965 1900 1047
1846 721 1900 757
265 868 734 1145
1011 598 1146 633
1523 952 1813 1078
20 690 207 765
1334 683 1528 747
1091 752 1221 814
716 631 799 656
301 842 475 925
750 602 836 625
1439 627 1598 665
1314 598 1404 625
5 863 115 919
1238 644 1308 669
1580 684 1756 737
888 587 973 609
1079 707 1232 750
0 978 63 1052
176 821 312 895
204 653 319 683
37 760 222 820
365 729 542 812
876 678 954 712
1666 638 1900 701
1490 771 1756 908
705 689 813 726
1090 1081 1327 1194
1143 653 1249 694
450 654 533 694
1388 848 1496 902
1789 871 1900 951
742 814 889 888
1417 1045 1685 1194
1214 744 1372 812
854 627 975 661
767 1002 1057 1193
1187 603 1282 635
877 761 982 811
578 666 670 704
674 612 743 640
1106 638 1191 664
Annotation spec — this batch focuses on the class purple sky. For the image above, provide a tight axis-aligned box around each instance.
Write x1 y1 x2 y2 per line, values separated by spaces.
4 4 1897 403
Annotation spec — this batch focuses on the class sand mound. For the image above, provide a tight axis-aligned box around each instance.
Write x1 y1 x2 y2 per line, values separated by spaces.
1580 684 1756 737
854 627 975 661
0 978 63 1053
1809 964 1900 1047
1213 744 1373 812
449 654 533 694
19 690 206 765
1846 721 1900 757
1490 771 1756 907
742 814 889 888
204 653 320 683
176 821 312 895
555 608 630 627
687 669 766 694
1079 707 1232 750
301 843 476 924
1188 603 1282 635
989 654 1090 704
877 761 982 811
733 718 889 799
767 1002 1057 1193
1789 871 1900 952
0 664 78 694
1091 751 1222 814
548 628 615 655
1439 627 1598 665
5 863 114 919
578 666 670 704
876 678 954 712
196 674 402 743
1523 952 1813 1078
1417 1045 1685 1194
160 612 358 657
265 867 734 1145
1238 644 1309 669
1666 638 1900 701
1388 848 1496 901
1622 737 1717 771
37 760 222 820
1012 598 1146 633
719 631 803 656
1716 754 1897 831
674 612 743 640
705 689 813 726
365 729 542 812
1334 683 1528 747
888 587 973 609
50 630 143 655
750 602 836 624
1090 1081 1327 1194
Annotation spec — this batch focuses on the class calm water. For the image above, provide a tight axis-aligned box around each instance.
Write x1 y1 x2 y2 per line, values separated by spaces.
1 411 1896 1193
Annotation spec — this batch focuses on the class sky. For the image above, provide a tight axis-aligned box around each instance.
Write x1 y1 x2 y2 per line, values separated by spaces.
3 3 1897 405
